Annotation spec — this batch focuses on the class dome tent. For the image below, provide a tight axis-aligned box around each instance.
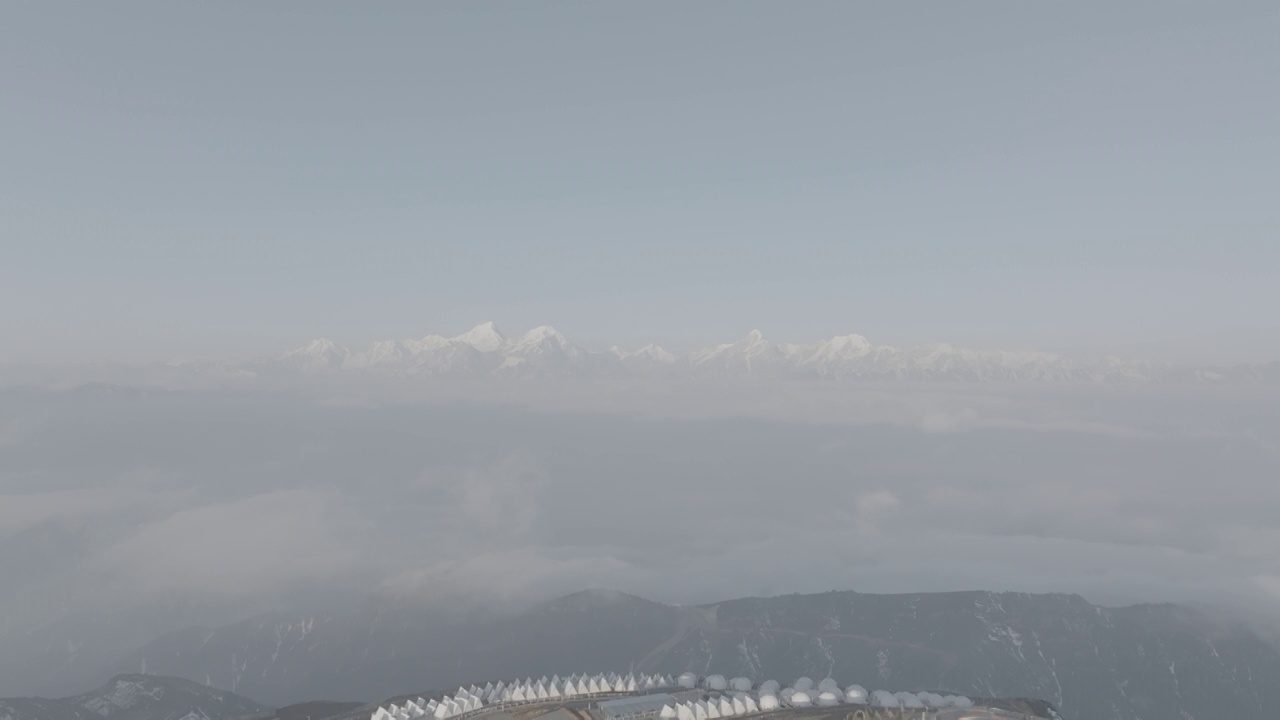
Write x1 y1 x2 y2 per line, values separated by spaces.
817 678 839 694
793 677 814 692
756 695 779 712
789 691 812 708
870 691 899 709
705 675 728 691
816 692 841 707
730 677 752 692
843 685 867 704
895 692 925 709
677 673 699 689
757 680 780 696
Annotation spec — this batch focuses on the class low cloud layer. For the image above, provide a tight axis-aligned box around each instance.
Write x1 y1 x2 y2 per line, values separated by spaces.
1 379 1277 694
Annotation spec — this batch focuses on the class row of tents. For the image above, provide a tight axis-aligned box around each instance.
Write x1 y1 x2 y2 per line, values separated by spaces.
681 674 974 712
371 673 677 720
658 694 759 720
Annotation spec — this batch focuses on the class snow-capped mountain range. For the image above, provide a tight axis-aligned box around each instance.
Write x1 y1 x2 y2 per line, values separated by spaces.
266 323 1276 384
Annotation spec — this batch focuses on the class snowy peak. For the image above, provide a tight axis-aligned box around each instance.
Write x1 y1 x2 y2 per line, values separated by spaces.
453 321 506 353
281 338 349 372
259 324 1260 384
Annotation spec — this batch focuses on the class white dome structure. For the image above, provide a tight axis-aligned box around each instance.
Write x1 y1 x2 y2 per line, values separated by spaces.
779 688 795 704
789 691 813 708
677 673 699 689
793 677 814 692
816 692 841 707
817 678 839 694
895 692 925 709
870 691 899 709
730 677 752 692
843 685 867 704
944 695 973 708
917 692 945 708
757 695 779 712
705 675 728 691
757 680 780 696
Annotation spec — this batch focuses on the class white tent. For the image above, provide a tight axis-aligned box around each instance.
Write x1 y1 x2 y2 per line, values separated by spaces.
388 705 401 716
756 695 779 712
896 692 924 709
548 682 562 699
665 675 676 687
660 706 678 720
729 677 752 692
779 688 795 704
816 692 841 707
789 691 812 708
405 701 424 718
944 695 973 709
843 685 867 704
425 700 439 714
510 686 527 702
705 701 721 719
731 697 748 716
742 696 759 714
870 691 898 709
817 678 839 694
576 678 591 696
677 672 698 689
693 702 709 720
917 692 945 708
757 680 780 696
536 682 551 700
717 697 734 717
612 677 627 693
677 704 695 720
705 675 728 691
587 677 602 695
625 676 638 693
793 677 814 692
371 708 391 720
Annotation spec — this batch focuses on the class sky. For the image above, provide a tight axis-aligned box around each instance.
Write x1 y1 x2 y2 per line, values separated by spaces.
2 2 1278 364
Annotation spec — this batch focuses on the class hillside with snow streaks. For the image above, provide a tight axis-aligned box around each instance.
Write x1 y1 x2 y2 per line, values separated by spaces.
268 323 1272 384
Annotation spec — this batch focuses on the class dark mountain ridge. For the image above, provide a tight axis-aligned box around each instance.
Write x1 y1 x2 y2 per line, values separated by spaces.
100 588 1278 720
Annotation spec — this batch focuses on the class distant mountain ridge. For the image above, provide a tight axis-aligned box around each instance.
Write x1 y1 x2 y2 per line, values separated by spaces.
0 675 268 720
108 589 1280 720
258 323 1274 384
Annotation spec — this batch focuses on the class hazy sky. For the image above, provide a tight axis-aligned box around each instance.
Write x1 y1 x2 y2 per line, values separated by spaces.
3 2 1278 363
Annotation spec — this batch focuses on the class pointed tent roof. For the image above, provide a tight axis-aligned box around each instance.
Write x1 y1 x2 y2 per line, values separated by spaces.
693 702 708 720
660 706 677 720
677 704 695 720
705 701 721 719
731 698 747 716
717 697 734 716
742 697 759 714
